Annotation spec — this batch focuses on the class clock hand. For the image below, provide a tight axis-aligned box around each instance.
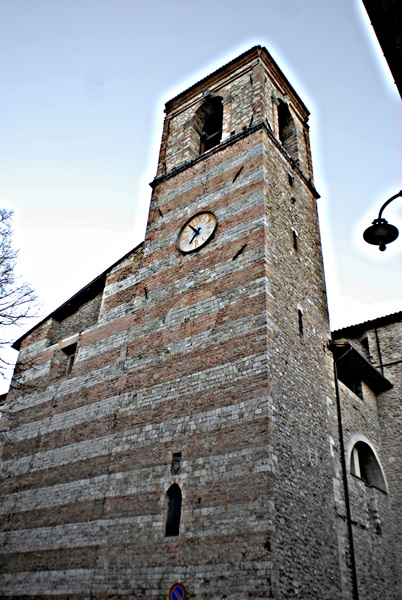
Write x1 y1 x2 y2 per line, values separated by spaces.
190 227 201 244
189 224 199 233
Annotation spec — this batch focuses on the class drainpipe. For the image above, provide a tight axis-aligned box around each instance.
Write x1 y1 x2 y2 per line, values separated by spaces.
332 344 359 600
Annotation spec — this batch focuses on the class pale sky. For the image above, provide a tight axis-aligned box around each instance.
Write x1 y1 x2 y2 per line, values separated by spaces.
0 0 401 391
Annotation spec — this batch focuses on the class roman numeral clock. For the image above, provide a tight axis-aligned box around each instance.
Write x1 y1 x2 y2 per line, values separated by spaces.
177 211 218 253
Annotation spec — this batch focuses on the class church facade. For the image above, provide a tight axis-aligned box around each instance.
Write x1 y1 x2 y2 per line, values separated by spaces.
0 46 400 600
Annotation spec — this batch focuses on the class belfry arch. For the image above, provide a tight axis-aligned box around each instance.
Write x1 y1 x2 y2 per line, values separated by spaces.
192 96 223 155
277 99 299 163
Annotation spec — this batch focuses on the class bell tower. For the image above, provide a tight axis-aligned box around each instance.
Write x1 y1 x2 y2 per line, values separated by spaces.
0 46 345 600
143 45 341 598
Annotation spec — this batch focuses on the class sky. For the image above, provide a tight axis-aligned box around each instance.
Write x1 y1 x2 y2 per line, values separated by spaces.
0 0 401 390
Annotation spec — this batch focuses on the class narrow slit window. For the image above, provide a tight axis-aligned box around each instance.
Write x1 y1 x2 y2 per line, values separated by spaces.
62 343 77 375
165 484 182 537
361 337 369 355
298 310 303 337
292 228 298 252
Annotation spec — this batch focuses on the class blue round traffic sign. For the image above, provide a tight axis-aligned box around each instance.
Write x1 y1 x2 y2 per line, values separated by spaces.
168 582 187 600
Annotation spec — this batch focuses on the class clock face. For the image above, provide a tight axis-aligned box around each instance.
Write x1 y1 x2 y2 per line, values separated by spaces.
177 211 218 253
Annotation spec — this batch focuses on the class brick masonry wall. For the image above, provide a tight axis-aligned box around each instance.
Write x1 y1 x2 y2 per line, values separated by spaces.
1 131 278 599
51 292 104 345
259 129 342 599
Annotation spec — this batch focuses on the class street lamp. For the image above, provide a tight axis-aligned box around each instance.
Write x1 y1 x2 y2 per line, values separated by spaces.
363 191 401 251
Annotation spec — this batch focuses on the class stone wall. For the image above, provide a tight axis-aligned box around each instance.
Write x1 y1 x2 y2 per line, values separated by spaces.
331 316 402 600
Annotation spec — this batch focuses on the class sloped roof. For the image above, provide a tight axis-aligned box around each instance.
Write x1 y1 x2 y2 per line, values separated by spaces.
332 310 402 340
363 0 402 98
165 45 310 117
12 241 144 351
329 340 393 394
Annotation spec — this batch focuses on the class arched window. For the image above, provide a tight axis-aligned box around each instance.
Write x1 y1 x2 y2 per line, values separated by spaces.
165 484 182 537
350 441 387 492
194 97 223 154
278 100 298 163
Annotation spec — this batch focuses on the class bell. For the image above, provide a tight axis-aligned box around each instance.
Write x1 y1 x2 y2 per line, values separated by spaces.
363 218 399 251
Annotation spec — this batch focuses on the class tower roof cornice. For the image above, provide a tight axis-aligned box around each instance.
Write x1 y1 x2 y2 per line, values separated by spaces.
164 45 310 120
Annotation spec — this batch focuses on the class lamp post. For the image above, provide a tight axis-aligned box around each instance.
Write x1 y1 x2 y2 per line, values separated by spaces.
363 190 401 251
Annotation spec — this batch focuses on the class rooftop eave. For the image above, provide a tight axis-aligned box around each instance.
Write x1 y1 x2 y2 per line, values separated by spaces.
332 310 402 339
12 241 144 351
165 46 310 120
329 340 393 395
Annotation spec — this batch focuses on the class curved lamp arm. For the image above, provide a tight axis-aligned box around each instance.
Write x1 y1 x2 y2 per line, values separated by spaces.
363 190 402 251
377 190 402 220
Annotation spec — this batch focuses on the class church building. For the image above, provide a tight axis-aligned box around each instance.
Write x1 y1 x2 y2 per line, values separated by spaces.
0 46 400 600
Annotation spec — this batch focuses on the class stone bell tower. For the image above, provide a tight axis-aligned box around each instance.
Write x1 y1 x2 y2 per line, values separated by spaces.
0 46 342 599
143 45 341 598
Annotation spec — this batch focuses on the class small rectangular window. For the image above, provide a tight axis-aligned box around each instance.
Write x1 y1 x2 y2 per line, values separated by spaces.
361 337 369 355
337 363 363 399
62 343 77 374
171 452 182 475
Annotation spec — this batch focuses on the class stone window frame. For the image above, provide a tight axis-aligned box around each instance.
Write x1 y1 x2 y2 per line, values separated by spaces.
50 335 79 378
62 342 78 375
